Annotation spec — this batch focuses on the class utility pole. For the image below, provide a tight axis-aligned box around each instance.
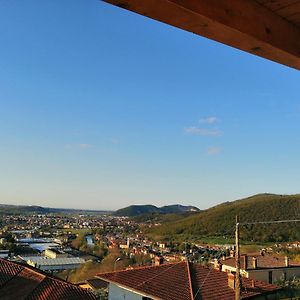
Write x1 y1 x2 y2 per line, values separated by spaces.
235 215 241 300
233 218 300 300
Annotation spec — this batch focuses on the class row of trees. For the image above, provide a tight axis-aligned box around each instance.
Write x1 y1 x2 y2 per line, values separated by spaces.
59 247 151 284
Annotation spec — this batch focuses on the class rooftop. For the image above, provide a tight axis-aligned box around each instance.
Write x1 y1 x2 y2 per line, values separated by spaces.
86 278 108 290
0 258 96 300
223 254 300 270
28 257 85 266
103 0 300 70
97 261 281 300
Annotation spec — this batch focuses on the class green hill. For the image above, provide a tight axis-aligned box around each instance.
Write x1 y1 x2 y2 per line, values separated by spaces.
114 205 159 216
0 204 52 215
159 205 199 214
114 204 200 217
148 194 300 242
0 204 110 215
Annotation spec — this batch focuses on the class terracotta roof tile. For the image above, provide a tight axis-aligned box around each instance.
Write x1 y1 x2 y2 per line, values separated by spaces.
0 258 96 300
26 277 97 300
190 263 281 300
0 258 24 286
98 262 193 300
1 268 45 299
98 261 281 300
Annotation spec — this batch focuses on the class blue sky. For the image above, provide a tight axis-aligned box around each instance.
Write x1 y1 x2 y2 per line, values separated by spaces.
0 1 299 210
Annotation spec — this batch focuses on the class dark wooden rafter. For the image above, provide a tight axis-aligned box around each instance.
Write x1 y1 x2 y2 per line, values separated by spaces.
103 0 300 70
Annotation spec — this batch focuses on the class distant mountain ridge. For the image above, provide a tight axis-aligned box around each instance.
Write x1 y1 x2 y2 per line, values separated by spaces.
0 204 110 215
148 193 300 242
114 204 200 216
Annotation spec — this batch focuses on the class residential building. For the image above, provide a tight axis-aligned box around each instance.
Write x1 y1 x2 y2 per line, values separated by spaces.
44 248 69 259
98 261 281 300
0 250 9 259
0 258 96 299
27 257 85 272
220 253 300 284
78 278 108 291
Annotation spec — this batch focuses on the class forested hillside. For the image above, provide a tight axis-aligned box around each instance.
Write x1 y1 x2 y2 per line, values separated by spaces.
114 204 199 216
148 194 300 242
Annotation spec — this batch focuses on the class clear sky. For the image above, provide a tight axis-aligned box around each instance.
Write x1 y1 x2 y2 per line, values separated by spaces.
0 1 299 210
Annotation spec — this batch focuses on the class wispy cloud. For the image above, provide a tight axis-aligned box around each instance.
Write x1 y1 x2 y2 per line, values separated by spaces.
207 147 222 155
199 116 219 124
184 127 222 136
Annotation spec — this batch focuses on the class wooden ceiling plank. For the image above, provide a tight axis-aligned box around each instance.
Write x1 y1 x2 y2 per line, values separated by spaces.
285 11 300 22
256 0 300 12
103 0 300 70
275 2 300 16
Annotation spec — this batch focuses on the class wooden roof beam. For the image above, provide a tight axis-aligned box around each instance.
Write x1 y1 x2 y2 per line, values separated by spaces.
102 0 300 70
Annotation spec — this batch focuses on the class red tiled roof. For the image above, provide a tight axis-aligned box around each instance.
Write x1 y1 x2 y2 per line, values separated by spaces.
98 262 193 300
0 258 96 300
190 263 281 300
223 254 300 270
86 278 108 290
97 261 281 300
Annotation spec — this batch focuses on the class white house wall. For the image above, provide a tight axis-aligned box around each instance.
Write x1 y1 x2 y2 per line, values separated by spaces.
108 283 149 300
247 268 300 283
222 264 300 284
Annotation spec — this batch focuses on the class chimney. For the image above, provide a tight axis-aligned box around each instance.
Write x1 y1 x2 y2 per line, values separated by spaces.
154 256 164 266
285 256 289 267
230 250 235 258
252 257 257 269
214 259 222 271
251 279 255 288
243 255 248 270
228 273 235 289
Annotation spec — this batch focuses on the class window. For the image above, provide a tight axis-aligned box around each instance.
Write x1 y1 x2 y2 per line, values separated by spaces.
283 271 287 281
268 271 273 284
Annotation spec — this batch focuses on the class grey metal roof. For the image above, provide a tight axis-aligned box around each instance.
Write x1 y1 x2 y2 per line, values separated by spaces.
28 257 85 266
